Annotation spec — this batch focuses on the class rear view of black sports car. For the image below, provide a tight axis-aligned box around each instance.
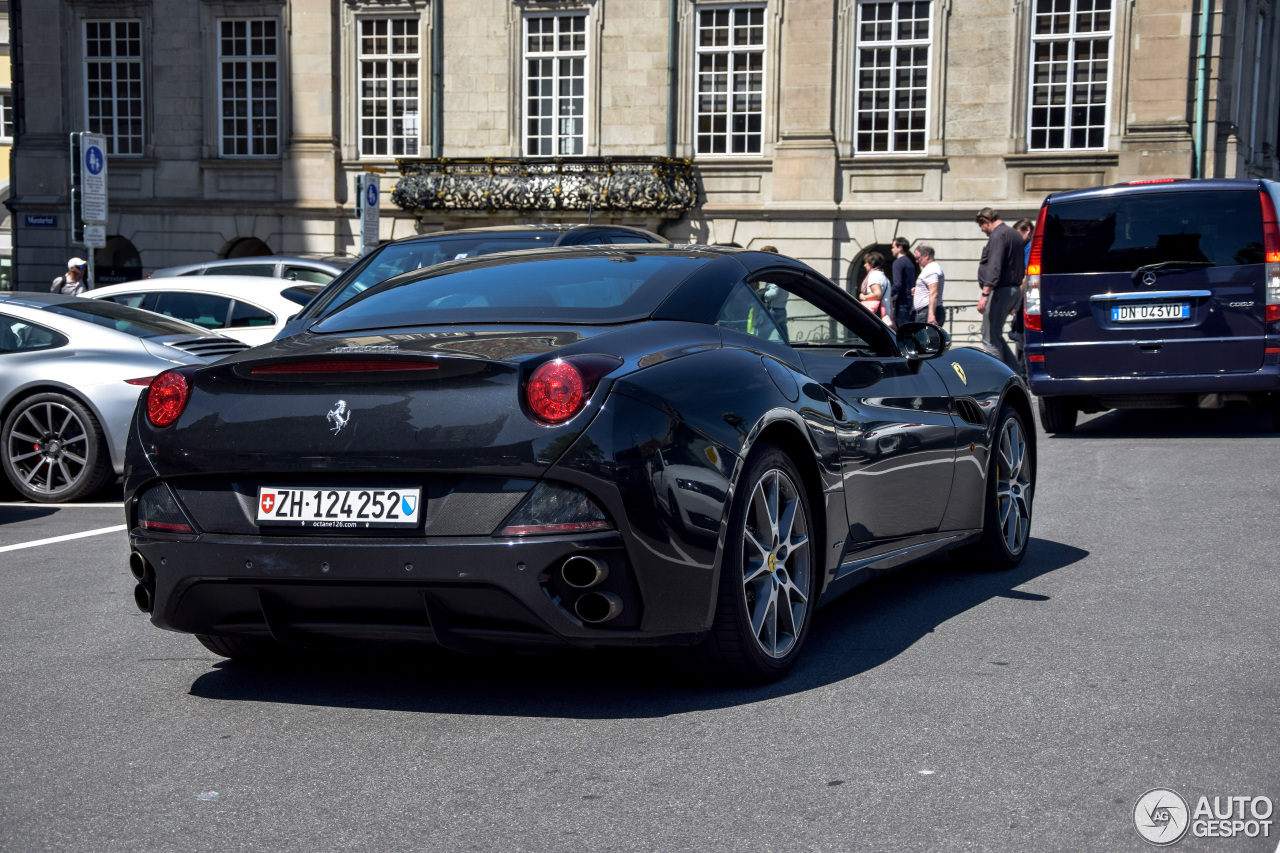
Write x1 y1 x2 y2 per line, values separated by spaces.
124 246 1036 682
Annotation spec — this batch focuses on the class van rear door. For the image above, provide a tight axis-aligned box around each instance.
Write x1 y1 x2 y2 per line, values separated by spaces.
1039 188 1267 378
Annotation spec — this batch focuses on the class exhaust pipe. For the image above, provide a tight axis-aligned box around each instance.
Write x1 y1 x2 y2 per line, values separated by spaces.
561 555 608 589
133 584 154 613
129 551 154 583
574 591 622 624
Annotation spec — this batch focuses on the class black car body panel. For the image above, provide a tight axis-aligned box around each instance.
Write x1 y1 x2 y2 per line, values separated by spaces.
125 246 1031 657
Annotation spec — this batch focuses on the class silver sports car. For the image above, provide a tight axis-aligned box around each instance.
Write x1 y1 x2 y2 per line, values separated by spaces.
1 292 249 502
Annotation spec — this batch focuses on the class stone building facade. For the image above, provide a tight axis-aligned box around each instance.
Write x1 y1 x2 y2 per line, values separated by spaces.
6 0 1279 330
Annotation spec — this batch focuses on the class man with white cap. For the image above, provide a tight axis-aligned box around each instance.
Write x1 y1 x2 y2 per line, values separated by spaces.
51 257 88 295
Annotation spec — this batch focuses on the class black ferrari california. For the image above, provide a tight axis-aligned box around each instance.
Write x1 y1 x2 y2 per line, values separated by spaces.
124 246 1036 682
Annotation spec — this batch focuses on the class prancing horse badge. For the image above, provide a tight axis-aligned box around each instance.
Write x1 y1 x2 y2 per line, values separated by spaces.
952 363 967 384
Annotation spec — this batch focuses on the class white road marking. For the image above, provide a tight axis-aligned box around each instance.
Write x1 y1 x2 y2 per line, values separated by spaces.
0 525 127 553
0 502 121 508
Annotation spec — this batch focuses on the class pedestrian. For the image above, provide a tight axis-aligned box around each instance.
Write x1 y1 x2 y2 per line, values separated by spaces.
51 257 88 295
974 207 1024 370
759 244 779 253
890 237 917 329
1008 218 1035 366
858 251 891 325
912 244 944 325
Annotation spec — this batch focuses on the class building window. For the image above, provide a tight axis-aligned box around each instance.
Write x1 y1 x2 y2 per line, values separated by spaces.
694 6 765 156
218 19 279 157
359 18 420 157
1028 0 1112 150
523 13 587 156
854 0 930 153
84 20 144 156
0 92 12 142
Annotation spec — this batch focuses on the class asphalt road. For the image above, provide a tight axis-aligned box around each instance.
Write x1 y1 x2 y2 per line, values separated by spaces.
2 405 1278 853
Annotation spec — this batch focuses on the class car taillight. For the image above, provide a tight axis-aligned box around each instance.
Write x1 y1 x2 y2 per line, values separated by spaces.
1261 190 1280 323
1024 206 1047 332
524 356 622 425
146 369 194 427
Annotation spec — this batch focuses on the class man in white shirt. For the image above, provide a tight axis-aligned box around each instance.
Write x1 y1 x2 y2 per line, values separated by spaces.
912 244 944 325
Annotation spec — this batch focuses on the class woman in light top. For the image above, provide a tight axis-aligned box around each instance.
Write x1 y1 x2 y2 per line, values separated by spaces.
859 251 892 326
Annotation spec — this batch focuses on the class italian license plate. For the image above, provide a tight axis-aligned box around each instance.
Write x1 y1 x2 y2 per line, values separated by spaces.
256 487 422 529
1111 302 1190 322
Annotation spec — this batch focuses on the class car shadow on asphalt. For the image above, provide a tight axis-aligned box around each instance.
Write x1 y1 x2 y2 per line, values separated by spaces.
186 536 1089 717
0 505 60 525
1058 405 1274 439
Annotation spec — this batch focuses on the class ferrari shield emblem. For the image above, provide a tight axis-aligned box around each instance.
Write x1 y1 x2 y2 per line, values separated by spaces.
952 363 967 384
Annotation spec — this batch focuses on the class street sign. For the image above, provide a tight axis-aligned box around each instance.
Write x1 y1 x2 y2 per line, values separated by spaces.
81 133 108 223
359 174 380 256
24 215 57 228
83 224 106 249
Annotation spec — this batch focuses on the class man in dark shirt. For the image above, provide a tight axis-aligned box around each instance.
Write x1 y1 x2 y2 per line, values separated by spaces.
975 208 1024 371
889 237 916 329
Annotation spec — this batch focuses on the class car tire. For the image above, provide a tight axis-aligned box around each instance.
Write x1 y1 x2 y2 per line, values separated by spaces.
954 404 1035 571
196 633 292 662
2 392 113 503
686 444 816 684
1037 396 1077 434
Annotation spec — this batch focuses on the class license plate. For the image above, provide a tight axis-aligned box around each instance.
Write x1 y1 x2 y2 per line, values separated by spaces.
256 487 422 529
1111 302 1190 322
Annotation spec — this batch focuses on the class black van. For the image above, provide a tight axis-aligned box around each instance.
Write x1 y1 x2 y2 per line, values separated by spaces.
1023 178 1280 432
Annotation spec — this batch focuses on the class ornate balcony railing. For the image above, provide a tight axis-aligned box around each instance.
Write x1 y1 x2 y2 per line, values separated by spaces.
392 157 697 217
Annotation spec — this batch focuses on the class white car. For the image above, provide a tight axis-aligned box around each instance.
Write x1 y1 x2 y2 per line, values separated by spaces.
85 275 324 346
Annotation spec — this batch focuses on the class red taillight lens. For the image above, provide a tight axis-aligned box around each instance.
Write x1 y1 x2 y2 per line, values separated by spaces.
526 360 586 423
1024 311 1042 331
1026 205 1047 276
146 369 193 427
1261 190 1280 260
1266 305 1280 323
124 376 156 386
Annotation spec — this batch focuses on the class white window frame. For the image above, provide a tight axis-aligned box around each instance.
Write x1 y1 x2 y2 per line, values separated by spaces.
217 17 281 158
693 4 767 158
357 15 423 158
0 91 12 143
522 11 589 157
852 0 931 155
1026 0 1113 151
83 19 145 156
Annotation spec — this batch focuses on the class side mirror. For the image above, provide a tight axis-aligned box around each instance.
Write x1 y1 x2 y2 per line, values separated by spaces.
896 322 950 360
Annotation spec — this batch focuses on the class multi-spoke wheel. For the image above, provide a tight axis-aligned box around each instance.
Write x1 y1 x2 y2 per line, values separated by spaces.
954 404 1035 570
2 392 112 502
687 443 816 683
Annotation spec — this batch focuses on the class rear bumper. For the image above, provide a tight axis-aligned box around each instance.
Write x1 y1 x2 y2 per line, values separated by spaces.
131 528 708 651
1027 363 1280 397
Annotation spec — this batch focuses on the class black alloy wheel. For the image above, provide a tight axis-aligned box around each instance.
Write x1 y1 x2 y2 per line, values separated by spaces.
954 404 1035 570
688 443 816 683
2 392 113 503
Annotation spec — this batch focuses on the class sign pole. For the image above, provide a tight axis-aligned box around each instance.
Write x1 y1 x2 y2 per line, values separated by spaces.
76 131 109 288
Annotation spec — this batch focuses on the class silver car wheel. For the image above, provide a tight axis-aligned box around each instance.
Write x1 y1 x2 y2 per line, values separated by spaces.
6 400 91 495
995 416 1032 555
740 468 811 659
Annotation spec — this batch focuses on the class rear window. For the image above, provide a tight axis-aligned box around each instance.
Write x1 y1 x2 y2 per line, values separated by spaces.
315 253 707 332
42 299 207 338
1042 190 1265 274
316 234 561 316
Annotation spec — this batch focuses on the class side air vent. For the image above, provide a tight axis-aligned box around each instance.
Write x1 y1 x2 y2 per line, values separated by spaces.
166 337 251 359
954 397 984 426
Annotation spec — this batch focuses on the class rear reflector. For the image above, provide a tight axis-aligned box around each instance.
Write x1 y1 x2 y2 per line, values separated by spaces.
1266 347 1280 355
137 483 194 534
252 360 439 374
1028 354 1045 362
498 481 611 536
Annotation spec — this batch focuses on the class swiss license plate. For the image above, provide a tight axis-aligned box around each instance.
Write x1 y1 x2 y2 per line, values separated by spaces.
1111 302 1190 322
256 487 422 529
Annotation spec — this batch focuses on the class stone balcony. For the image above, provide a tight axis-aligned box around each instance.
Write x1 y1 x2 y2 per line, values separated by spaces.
392 157 698 217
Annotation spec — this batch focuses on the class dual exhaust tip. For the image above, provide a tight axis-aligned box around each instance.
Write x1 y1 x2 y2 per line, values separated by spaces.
560 555 622 625
130 552 155 613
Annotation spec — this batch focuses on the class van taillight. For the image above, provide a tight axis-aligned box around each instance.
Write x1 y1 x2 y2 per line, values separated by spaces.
1024 206 1047 331
1261 190 1280 323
